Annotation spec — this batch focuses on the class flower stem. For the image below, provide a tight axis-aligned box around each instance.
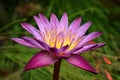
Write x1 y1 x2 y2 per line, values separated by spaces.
53 59 62 80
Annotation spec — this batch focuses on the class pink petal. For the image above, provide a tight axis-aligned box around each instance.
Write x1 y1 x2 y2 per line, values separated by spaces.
87 43 106 51
76 21 92 37
59 45 69 52
69 17 81 33
67 42 105 55
39 14 49 25
59 12 68 32
65 55 97 73
77 32 102 47
35 39 51 50
73 44 98 54
21 22 43 41
22 36 44 49
95 43 106 48
12 38 37 48
39 13 50 30
49 45 69 57
50 13 59 28
33 16 46 33
67 32 102 54
49 47 59 55
24 51 58 71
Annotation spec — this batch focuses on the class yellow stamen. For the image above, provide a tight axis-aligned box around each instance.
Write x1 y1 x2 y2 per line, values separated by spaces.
43 28 81 50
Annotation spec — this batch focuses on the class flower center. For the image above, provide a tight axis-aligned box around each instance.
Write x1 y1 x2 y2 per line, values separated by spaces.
42 28 81 50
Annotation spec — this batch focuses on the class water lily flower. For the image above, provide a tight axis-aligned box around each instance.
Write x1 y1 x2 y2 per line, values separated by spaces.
12 12 105 74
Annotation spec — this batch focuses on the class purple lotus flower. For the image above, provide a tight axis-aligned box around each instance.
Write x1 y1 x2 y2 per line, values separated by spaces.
12 12 105 73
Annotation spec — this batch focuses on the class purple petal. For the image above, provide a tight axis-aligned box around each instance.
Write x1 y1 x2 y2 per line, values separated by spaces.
50 13 59 28
59 45 69 52
67 42 105 55
90 43 106 50
73 44 98 54
24 51 58 71
65 55 97 73
69 17 81 33
59 12 68 31
77 32 102 47
95 43 106 48
77 43 105 53
76 21 92 37
59 45 71 57
12 38 37 48
33 16 46 33
39 13 50 30
49 47 59 55
21 22 43 41
49 45 69 57
22 36 44 49
35 39 50 50
39 14 49 25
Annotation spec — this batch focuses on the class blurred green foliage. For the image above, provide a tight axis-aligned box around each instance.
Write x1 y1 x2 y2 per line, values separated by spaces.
0 0 120 80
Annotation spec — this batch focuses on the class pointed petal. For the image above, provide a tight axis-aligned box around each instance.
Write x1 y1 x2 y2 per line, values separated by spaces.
73 44 98 54
59 45 69 52
22 36 44 49
69 17 81 33
76 21 92 37
39 13 49 30
36 39 50 50
77 32 102 47
24 51 58 71
33 16 45 33
95 43 106 48
21 22 43 41
65 55 97 73
12 38 37 48
39 14 49 25
67 42 105 55
83 43 106 51
59 12 68 31
50 13 59 28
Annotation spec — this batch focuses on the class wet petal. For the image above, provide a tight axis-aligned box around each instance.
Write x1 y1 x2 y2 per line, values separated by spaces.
24 51 58 71
65 54 97 73
12 38 37 48
21 22 43 41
